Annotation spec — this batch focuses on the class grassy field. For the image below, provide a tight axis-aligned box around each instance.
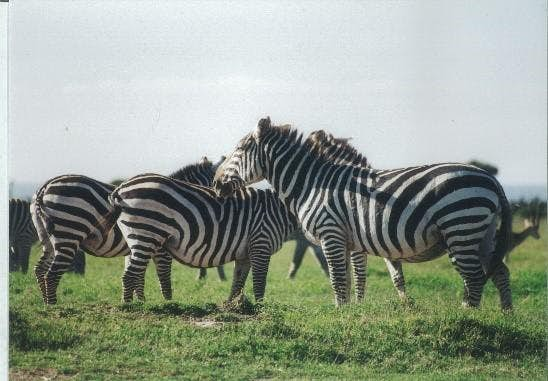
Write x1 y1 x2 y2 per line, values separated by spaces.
9 220 547 380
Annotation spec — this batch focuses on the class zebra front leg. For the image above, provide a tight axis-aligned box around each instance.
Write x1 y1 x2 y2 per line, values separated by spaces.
249 251 272 303
216 265 227 281
350 252 367 302
152 250 173 300
312 244 330 277
19 243 32 274
288 238 307 279
383 259 407 302
122 250 151 303
44 243 79 304
227 258 250 302
490 262 512 311
321 235 350 307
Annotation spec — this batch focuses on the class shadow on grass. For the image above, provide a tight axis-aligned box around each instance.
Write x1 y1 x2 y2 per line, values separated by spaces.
117 294 260 321
10 310 81 351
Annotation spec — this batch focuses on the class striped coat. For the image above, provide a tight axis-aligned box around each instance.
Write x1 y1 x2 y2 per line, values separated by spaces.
108 174 298 302
31 158 222 304
214 118 512 310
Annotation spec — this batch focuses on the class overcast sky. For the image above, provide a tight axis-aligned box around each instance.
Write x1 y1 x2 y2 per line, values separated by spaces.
8 1 547 188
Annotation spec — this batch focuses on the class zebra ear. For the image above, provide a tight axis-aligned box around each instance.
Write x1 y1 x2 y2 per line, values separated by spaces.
200 156 211 165
253 116 271 140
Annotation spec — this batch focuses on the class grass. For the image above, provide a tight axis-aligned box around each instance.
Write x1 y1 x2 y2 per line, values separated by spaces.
9 220 547 380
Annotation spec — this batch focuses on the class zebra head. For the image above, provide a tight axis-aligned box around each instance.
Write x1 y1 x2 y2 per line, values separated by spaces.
213 117 271 197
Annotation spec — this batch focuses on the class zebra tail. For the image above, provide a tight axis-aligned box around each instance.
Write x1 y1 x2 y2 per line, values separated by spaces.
487 183 512 278
99 189 124 233
31 185 54 237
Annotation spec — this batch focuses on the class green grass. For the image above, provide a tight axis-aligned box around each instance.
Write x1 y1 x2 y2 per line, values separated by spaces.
9 221 547 380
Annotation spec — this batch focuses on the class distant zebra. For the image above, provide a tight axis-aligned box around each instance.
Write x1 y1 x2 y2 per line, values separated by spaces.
9 199 38 273
31 157 223 304
287 230 329 279
107 174 300 303
214 117 513 310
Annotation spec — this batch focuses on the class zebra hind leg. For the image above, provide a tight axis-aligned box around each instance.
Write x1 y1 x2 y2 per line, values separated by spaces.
383 259 408 302
44 242 79 304
227 258 250 302
152 250 173 300
449 251 488 308
122 249 152 303
350 252 367 302
490 262 512 311
216 265 227 281
34 246 53 303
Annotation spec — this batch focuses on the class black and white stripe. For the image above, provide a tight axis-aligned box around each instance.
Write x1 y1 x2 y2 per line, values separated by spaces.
214 118 513 310
9 199 38 273
31 157 222 304
108 174 298 303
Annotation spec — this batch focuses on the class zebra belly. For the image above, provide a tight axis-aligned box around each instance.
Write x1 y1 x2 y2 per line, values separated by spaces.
168 243 242 268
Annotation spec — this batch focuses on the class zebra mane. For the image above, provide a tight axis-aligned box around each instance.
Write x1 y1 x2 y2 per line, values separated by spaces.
258 119 369 168
307 130 370 168
169 158 213 181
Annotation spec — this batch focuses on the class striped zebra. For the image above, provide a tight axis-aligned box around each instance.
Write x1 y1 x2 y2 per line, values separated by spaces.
10 198 86 274
107 175 299 303
31 157 223 304
9 199 38 273
214 117 513 310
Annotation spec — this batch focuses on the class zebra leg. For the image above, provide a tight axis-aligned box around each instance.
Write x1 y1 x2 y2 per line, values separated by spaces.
197 268 207 280
383 259 407 301
321 235 350 307
350 252 367 302
44 242 79 304
34 242 54 303
71 250 86 275
152 250 173 300
19 243 32 274
288 238 307 279
490 262 512 311
9 246 18 272
449 252 488 308
31 213 54 302
216 265 227 281
249 251 272 303
122 249 151 303
312 244 330 277
227 258 250 302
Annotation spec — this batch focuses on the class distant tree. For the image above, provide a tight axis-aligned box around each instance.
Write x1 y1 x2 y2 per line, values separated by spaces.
110 178 125 186
467 160 498 176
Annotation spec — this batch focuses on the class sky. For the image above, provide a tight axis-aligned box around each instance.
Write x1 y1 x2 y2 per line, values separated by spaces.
8 1 547 190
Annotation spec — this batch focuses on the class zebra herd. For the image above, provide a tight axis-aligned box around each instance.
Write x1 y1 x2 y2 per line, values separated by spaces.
10 117 536 311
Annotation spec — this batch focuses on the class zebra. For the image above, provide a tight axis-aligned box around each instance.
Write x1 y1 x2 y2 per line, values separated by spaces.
213 117 513 310
107 175 299 303
31 157 223 304
9 199 38 273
